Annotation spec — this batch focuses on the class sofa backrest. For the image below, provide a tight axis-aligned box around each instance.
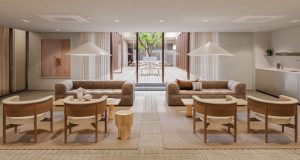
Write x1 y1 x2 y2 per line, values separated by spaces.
200 81 228 89
73 81 126 89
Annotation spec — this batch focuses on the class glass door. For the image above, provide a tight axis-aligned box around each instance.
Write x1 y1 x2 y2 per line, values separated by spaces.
112 32 190 84
137 32 163 83
112 32 137 83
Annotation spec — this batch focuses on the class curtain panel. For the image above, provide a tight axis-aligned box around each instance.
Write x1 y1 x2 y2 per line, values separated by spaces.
189 32 219 80
0 27 9 96
79 32 110 80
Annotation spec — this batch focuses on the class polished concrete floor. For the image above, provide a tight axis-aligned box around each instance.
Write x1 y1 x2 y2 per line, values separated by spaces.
0 91 300 160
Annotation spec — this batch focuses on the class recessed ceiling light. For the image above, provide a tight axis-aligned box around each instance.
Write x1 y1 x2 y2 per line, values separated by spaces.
55 28 62 32
202 19 209 23
159 19 164 23
254 29 259 32
290 20 299 23
21 19 30 23
114 19 120 23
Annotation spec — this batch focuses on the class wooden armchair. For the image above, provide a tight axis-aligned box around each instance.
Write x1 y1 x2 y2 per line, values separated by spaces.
192 95 238 143
63 95 108 143
247 95 298 143
2 95 53 143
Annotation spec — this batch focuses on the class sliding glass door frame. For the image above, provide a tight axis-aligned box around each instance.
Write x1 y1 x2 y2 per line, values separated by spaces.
110 32 190 83
187 32 190 80
135 32 165 84
136 32 139 83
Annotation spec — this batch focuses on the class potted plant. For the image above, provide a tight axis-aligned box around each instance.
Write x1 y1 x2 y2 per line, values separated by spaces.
266 49 273 56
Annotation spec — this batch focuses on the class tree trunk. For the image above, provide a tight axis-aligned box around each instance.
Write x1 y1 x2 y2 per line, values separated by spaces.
146 48 151 57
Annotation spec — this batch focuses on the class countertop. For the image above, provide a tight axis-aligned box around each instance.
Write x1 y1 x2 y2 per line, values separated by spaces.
256 67 300 73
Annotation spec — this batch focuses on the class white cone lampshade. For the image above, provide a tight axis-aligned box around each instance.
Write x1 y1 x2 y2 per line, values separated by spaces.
188 42 233 56
68 42 110 56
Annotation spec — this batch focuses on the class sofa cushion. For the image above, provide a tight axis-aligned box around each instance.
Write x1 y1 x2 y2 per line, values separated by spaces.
68 89 122 95
179 89 235 95
199 114 233 124
68 115 102 124
255 112 293 124
73 81 125 89
227 80 235 91
192 82 202 91
200 81 228 89
7 113 46 125
176 79 198 90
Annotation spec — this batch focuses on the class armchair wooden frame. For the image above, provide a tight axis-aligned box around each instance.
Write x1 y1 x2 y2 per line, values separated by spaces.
247 95 298 143
63 95 108 143
192 95 238 143
2 95 54 143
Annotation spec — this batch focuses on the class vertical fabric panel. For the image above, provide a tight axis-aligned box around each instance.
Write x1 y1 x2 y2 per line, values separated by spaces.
189 32 219 80
12 29 26 92
175 32 189 71
112 32 123 72
0 27 27 96
0 26 9 96
79 32 110 80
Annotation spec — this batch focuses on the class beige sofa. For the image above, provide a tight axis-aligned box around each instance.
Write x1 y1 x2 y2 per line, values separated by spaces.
55 80 134 106
166 80 246 106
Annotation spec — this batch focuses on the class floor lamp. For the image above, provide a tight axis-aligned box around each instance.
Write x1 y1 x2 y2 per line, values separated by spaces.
67 42 111 80
188 42 234 80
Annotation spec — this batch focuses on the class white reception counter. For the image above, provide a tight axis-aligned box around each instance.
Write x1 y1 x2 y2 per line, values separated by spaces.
256 67 300 101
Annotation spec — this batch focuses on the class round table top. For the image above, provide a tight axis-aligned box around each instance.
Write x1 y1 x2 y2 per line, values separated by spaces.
115 110 133 116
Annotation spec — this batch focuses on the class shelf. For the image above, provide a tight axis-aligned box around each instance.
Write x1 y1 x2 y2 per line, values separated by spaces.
274 52 300 56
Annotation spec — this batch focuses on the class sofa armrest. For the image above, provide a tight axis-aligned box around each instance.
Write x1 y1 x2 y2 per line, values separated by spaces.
55 80 73 96
122 82 134 95
228 80 246 95
166 82 180 95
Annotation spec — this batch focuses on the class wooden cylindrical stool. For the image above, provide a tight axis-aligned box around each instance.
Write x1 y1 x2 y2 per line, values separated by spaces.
186 105 193 117
108 104 115 120
115 110 133 140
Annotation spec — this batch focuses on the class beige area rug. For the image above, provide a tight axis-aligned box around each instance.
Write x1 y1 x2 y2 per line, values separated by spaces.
0 97 143 150
158 97 300 149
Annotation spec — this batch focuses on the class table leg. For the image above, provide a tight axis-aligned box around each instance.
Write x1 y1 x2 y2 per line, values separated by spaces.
109 105 115 120
186 105 193 117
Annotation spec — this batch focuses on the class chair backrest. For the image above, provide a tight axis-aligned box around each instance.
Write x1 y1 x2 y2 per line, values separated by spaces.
193 95 237 117
2 95 53 117
247 95 298 116
63 95 107 117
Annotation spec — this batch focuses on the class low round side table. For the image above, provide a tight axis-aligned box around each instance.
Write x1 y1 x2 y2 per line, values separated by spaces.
181 99 193 117
107 98 121 120
115 110 133 140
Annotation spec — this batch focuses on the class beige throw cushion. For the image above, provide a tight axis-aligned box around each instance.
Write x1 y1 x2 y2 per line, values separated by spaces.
192 82 202 91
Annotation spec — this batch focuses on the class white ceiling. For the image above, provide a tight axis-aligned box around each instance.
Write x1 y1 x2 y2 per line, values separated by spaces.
0 0 300 32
